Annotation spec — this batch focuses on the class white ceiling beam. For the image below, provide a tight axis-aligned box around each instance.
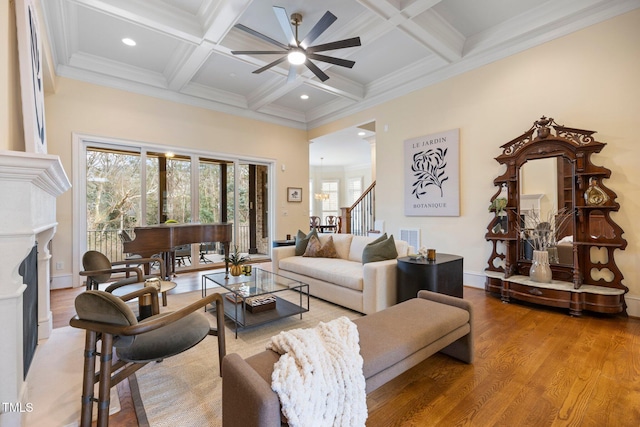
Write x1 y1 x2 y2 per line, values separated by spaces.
200 0 254 43
357 0 463 62
165 0 254 91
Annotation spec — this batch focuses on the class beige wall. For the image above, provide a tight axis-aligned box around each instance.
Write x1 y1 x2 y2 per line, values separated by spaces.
1 0 24 151
45 77 309 283
309 10 640 312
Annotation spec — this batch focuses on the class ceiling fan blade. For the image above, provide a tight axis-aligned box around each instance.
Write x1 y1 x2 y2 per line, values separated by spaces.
287 65 297 83
234 23 289 50
253 56 288 74
306 37 361 53
304 59 329 82
308 53 356 69
273 6 297 47
300 11 337 49
232 50 289 55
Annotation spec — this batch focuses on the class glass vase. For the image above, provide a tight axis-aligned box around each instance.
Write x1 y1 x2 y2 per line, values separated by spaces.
529 250 552 283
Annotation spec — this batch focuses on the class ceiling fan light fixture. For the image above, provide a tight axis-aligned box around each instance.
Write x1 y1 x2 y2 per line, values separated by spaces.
288 49 306 65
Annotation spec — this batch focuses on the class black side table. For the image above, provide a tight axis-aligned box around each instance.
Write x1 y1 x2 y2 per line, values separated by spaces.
272 239 295 247
396 254 463 302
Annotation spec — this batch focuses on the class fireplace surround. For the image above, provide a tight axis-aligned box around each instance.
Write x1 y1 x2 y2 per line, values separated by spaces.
0 150 70 426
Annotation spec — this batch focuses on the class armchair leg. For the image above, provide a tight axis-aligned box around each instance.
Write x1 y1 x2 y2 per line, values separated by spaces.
97 333 114 427
80 331 98 427
207 297 227 376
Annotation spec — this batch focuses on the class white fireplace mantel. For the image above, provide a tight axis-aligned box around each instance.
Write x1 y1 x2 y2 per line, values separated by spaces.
0 150 70 427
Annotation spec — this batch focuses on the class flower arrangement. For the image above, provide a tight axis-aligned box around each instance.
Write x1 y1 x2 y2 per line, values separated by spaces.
517 207 574 251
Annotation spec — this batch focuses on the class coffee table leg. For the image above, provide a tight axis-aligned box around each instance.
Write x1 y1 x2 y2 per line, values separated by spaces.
162 291 168 306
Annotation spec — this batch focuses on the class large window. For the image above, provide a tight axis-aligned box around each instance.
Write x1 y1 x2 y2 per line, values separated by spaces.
79 138 272 276
321 180 339 218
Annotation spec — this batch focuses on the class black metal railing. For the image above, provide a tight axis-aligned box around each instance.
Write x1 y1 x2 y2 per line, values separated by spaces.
86 225 251 262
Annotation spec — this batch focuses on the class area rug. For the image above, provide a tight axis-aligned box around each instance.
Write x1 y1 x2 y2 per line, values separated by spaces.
131 289 362 427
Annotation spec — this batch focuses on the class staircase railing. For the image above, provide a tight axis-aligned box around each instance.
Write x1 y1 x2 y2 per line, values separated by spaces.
340 181 375 236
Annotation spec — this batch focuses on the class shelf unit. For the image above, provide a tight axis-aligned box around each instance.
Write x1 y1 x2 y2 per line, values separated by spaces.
485 117 627 315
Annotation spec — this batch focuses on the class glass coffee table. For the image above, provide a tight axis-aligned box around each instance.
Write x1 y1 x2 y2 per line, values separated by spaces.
202 268 309 337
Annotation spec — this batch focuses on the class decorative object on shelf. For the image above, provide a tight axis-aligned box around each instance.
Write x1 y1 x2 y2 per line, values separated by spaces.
225 246 250 276
584 177 609 206
287 187 302 202
489 195 508 234
427 248 436 261
484 116 628 316
245 294 276 313
529 250 552 283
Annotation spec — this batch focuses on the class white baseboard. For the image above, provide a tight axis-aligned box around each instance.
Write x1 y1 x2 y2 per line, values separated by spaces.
625 294 640 318
463 270 486 290
51 274 73 290
463 270 639 318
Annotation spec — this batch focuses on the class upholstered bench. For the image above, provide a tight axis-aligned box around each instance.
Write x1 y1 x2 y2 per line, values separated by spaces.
221 290 474 427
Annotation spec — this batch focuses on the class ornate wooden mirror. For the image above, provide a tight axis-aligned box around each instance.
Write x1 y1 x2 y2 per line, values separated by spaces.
485 116 627 315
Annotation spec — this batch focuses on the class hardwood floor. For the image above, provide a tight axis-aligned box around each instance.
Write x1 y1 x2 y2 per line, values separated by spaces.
52 275 640 426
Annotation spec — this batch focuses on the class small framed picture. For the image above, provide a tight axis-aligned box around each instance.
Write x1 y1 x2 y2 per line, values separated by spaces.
287 187 302 202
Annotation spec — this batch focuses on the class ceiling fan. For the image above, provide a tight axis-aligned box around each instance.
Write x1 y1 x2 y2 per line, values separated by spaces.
231 6 361 82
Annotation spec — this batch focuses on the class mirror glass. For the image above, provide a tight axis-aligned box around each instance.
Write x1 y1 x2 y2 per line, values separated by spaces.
518 156 574 265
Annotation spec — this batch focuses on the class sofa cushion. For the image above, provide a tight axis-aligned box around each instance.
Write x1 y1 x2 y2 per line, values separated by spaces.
362 234 398 264
278 257 365 291
295 229 318 256
318 233 353 260
354 297 470 379
303 235 338 258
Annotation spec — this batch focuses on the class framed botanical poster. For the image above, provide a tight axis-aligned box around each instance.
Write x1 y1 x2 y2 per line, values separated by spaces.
287 187 302 202
404 128 460 216
15 0 47 154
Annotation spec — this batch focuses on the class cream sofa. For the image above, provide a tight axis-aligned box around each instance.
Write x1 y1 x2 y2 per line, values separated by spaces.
271 233 414 314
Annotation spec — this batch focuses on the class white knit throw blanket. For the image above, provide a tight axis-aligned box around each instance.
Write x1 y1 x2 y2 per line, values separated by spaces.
267 316 367 427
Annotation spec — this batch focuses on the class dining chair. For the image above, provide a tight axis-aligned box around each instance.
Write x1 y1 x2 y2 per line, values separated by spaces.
310 216 321 230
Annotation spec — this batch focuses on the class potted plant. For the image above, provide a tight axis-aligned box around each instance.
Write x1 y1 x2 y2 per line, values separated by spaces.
489 197 508 233
225 246 250 276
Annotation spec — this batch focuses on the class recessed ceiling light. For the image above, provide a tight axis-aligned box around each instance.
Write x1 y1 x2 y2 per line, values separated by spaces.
122 38 136 46
300 94 309 100
358 131 366 136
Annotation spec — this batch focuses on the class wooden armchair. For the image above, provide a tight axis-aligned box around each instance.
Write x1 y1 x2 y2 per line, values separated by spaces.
81 250 166 290
70 288 226 427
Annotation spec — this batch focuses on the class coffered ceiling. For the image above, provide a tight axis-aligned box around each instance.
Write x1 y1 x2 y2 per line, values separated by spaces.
41 0 638 131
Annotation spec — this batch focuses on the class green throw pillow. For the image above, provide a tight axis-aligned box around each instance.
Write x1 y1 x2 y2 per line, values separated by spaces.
295 229 318 256
362 234 398 264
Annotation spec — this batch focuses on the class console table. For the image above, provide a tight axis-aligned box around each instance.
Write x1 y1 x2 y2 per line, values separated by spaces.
396 254 463 302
